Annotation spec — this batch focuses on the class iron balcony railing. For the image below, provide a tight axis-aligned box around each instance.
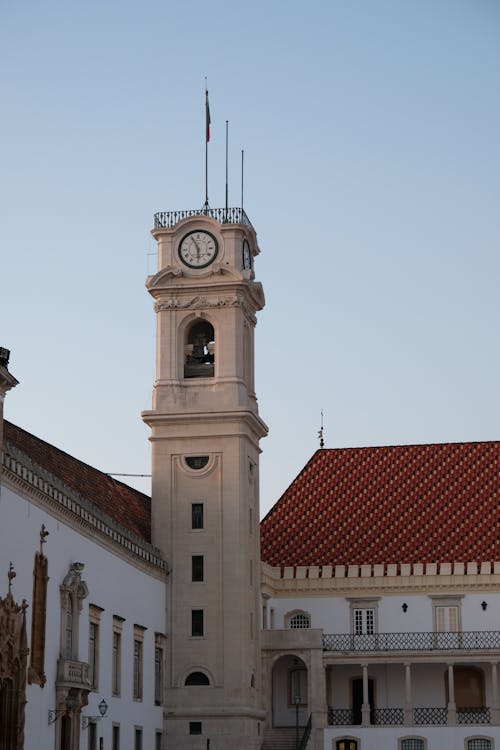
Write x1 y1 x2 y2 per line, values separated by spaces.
328 706 491 726
323 630 500 653
153 207 252 230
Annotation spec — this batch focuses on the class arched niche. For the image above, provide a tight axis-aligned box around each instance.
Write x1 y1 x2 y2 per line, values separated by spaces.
184 320 215 378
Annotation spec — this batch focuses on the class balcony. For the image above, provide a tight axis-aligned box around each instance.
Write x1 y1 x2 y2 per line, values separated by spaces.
328 706 491 726
56 658 91 690
153 207 252 230
323 630 500 654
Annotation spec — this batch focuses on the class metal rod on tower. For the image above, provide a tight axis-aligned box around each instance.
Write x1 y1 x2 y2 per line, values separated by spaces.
204 81 211 211
241 149 244 211
225 120 229 219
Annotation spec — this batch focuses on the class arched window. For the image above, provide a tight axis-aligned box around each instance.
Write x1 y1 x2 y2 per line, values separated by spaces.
184 320 215 378
467 739 492 750
336 740 358 750
185 671 210 686
287 611 311 629
400 738 426 750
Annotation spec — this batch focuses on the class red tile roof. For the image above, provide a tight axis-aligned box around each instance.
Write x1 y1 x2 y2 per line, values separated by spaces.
4 421 151 543
260 442 500 568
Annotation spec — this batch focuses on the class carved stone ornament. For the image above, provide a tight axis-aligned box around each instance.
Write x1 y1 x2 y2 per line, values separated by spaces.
0 563 29 750
155 295 256 322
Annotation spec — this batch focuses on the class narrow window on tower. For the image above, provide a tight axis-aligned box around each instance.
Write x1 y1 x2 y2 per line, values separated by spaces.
192 555 204 582
191 503 204 530
191 609 204 637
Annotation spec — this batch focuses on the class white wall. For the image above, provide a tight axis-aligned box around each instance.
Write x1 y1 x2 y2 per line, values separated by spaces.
267 592 500 634
324 726 500 749
0 481 166 750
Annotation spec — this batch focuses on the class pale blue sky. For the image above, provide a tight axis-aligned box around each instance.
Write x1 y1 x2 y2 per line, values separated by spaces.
1 0 499 516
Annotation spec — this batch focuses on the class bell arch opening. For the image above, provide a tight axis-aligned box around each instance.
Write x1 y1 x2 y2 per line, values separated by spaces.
184 320 215 378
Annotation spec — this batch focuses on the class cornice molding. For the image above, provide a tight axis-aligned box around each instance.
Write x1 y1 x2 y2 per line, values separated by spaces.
261 561 500 597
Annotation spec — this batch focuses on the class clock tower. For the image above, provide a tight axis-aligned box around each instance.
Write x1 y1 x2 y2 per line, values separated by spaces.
142 207 268 749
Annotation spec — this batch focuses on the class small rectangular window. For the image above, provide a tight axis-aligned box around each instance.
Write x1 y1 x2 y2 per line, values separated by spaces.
154 645 163 705
134 728 143 750
89 621 98 690
112 725 120 750
133 640 143 699
88 722 97 750
155 732 162 750
189 722 202 735
191 503 204 529
192 555 204 582
191 609 204 637
112 630 121 696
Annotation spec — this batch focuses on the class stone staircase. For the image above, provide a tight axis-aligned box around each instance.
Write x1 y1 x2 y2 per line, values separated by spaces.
261 727 302 750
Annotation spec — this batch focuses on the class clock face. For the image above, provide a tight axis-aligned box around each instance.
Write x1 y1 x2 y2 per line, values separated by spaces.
179 230 218 269
242 239 252 270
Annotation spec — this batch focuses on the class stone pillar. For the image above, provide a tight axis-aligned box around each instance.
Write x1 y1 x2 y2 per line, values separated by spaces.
309 649 328 750
491 662 500 725
447 664 457 726
361 663 371 727
404 662 413 726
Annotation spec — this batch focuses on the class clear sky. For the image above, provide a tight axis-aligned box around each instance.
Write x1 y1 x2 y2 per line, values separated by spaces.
1 0 499 517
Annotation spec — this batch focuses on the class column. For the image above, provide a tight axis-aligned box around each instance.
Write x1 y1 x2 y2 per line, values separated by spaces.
361 663 371 727
447 664 456 726
404 662 413 726
491 662 500 724
309 648 328 750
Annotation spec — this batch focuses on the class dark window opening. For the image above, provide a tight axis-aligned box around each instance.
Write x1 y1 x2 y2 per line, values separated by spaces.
185 671 210 686
191 503 204 529
189 722 202 735
185 456 209 470
191 609 204 637
192 556 204 582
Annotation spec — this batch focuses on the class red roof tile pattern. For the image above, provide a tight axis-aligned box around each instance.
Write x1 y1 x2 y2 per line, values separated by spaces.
4 421 151 543
260 442 500 568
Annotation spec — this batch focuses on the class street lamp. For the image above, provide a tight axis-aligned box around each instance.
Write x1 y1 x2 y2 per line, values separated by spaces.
293 694 301 750
81 698 108 729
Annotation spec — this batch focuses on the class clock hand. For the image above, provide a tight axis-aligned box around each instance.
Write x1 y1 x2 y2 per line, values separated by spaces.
191 236 201 261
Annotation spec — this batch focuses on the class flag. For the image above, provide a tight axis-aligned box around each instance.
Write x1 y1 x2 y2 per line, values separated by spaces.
205 89 211 143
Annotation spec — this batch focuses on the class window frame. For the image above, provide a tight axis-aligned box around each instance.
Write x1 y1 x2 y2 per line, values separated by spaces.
347 597 380 636
430 595 463 633
399 737 427 750
112 616 124 697
154 633 165 705
465 738 494 750
286 610 311 629
191 555 204 583
191 609 204 638
133 625 146 701
191 502 204 530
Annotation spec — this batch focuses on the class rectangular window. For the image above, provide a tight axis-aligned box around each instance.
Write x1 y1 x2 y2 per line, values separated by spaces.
112 725 120 750
191 555 204 582
189 722 202 735
89 622 98 690
155 732 162 750
134 728 142 750
112 629 121 696
436 606 459 632
154 643 163 705
191 609 204 637
354 608 374 635
88 722 97 750
133 640 143 699
191 503 204 529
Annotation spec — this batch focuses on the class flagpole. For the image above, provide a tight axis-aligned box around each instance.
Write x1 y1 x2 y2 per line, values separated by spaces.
241 149 244 211
204 81 210 211
225 120 229 220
